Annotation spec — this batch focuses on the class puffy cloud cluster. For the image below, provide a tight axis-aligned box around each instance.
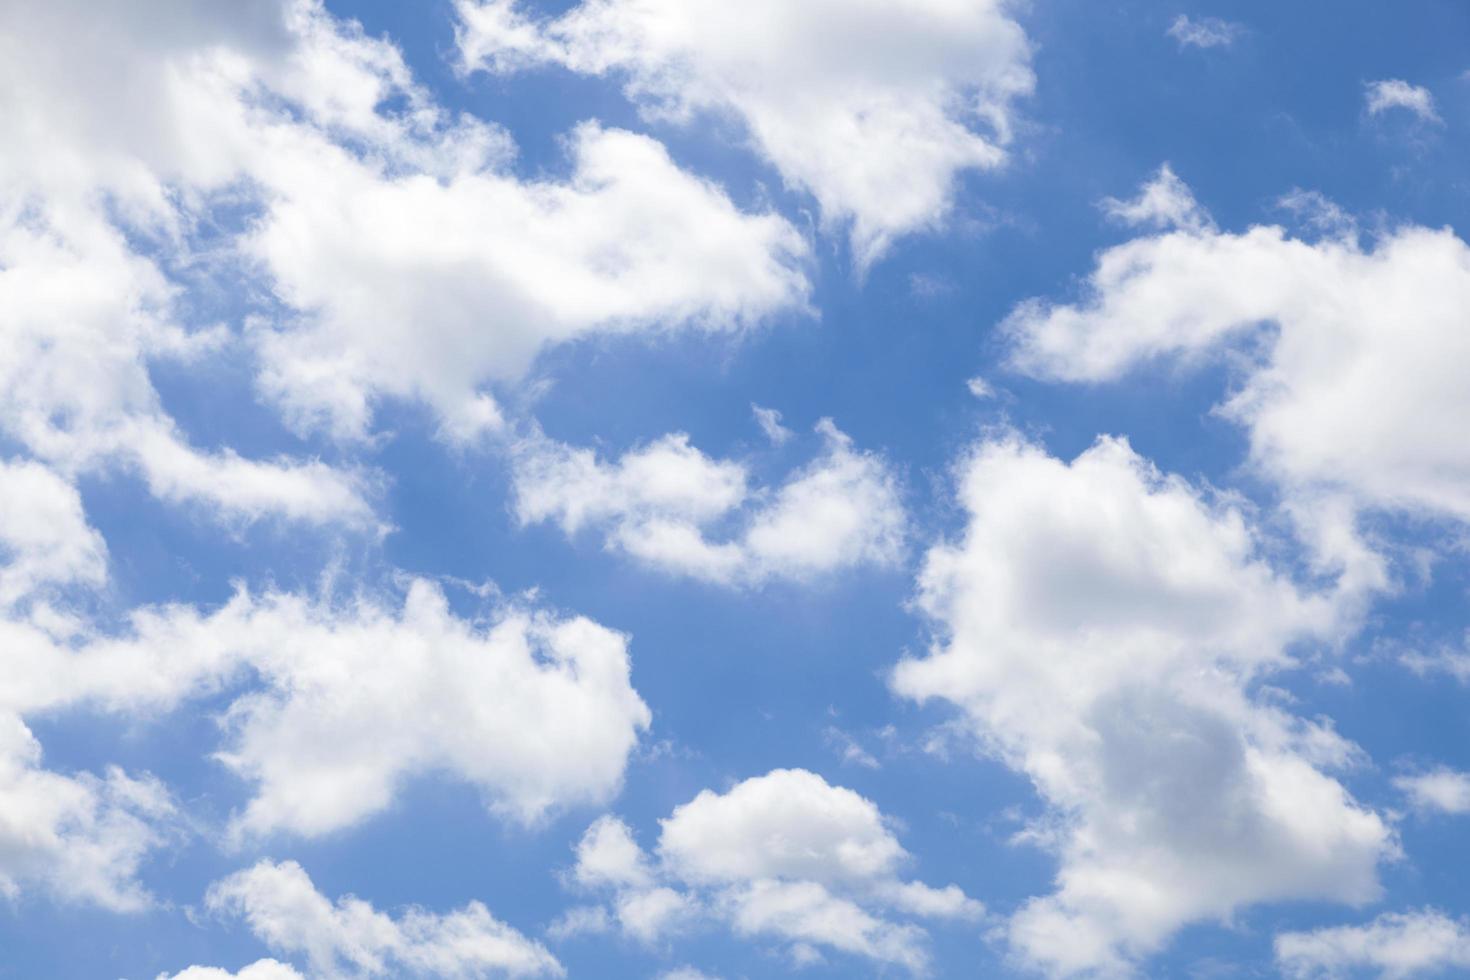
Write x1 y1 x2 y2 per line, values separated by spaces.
1276 910 1470 979
0 197 374 526
2 578 650 841
0 713 177 912
0 461 181 910
456 0 1033 266
0 450 651 899
1008 167 1470 590
0 0 812 517
892 434 1390 975
512 421 906 587
175 859 561 979
558 769 980 972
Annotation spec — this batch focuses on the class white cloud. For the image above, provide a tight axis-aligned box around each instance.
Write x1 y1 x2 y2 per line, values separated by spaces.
1100 163 1213 232
891 434 1390 975
456 0 1034 266
965 376 995 399
1006 170 1470 592
0 460 107 609
563 770 981 973
247 119 810 443
1394 769 1470 816
751 405 793 446
159 962 305 980
207 859 562 978
1 0 812 483
1276 910 1470 979
1166 15 1244 49
0 713 177 912
0 471 186 913
1365 80 1441 124
512 421 905 587
0 201 374 526
0 577 650 840
824 726 882 770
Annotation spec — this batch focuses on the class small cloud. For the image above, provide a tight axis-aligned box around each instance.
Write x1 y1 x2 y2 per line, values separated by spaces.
1275 189 1357 240
1101 163 1214 233
751 403 793 446
909 272 954 300
1167 14 1244 49
1365 79 1441 124
823 726 881 769
966 376 995 399
546 904 613 941
1394 768 1470 816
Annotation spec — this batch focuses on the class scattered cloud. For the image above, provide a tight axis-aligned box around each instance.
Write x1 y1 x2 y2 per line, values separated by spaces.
1365 80 1441 124
562 770 981 972
1101 163 1214 232
1167 15 1244 50
204 859 562 978
751 404 793 446
1395 769 1470 816
0 576 650 842
1277 910 1470 979
512 421 906 587
1008 168 1470 595
456 0 1034 266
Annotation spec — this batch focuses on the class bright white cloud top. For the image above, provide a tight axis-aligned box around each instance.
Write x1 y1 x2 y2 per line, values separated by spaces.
512 421 906 586
892 434 1389 974
456 0 1034 266
1276 910 1470 979
560 770 980 973
1008 166 1470 594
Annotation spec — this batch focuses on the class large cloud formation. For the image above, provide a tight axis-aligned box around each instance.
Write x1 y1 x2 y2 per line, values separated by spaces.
892 434 1391 975
1 0 810 481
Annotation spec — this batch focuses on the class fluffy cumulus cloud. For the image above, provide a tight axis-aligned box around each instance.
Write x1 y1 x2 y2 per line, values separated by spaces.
0 713 177 912
1276 910 1470 979
559 769 980 972
0 460 107 610
196 859 561 978
0 196 374 526
891 434 1390 975
0 459 648 927
512 420 906 587
456 0 1034 266
1364 80 1441 124
1007 167 1470 590
1394 769 1470 816
0 463 184 912
0 577 649 840
0 0 810 478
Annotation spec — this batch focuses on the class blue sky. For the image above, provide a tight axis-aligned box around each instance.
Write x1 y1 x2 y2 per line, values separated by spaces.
1 1 1469 978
